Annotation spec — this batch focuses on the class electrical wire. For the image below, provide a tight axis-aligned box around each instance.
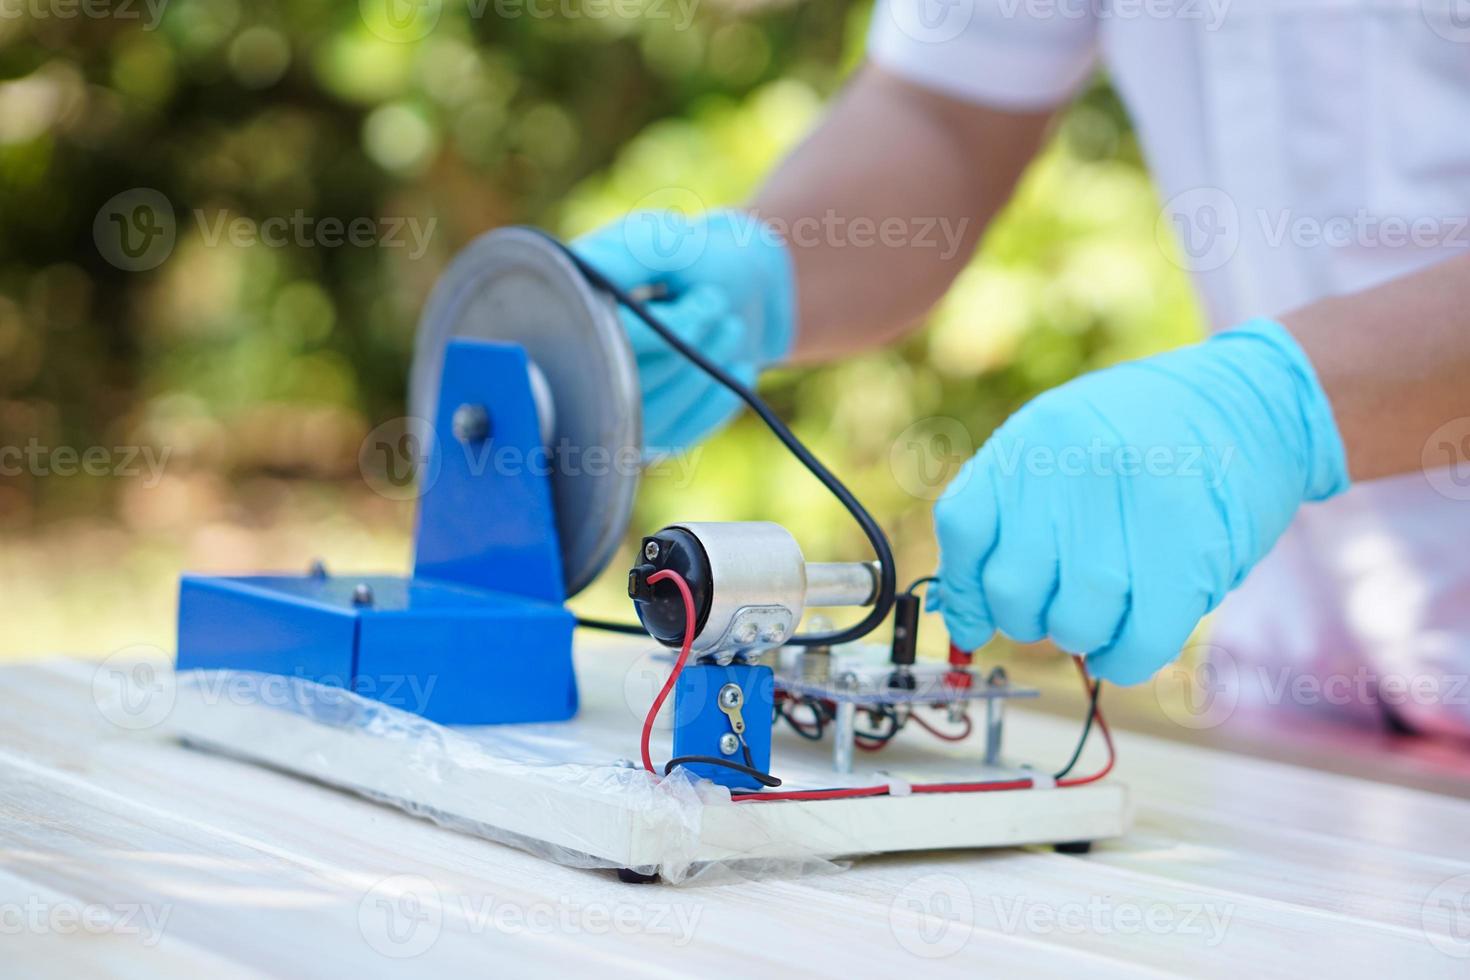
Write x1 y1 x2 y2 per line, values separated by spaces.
1053 660 1102 780
536 229 897 647
637 568 696 775
733 654 1116 803
905 575 939 595
907 709 973 743
574 616 647 635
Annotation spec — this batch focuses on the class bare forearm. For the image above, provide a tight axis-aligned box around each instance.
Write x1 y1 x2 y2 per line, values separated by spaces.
1282 252 1470 481
750 65 1052 363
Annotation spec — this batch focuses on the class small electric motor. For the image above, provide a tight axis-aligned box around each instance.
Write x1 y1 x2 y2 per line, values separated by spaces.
629 521 881 790
628 521 880 659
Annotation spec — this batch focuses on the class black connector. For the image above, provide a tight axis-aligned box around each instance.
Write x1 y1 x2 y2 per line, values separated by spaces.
887 592 921 689
629 527 715 648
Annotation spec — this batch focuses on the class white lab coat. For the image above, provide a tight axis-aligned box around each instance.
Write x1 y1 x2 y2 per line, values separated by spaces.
870 0 1470 734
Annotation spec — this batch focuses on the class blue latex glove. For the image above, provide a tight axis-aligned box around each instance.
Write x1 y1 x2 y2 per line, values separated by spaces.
932 319 1350 685
572 209 796 454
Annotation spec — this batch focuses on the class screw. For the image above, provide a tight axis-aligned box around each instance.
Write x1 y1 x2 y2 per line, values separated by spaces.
761 624 786 643
718 684 743 710
351 583 374 607
451 403 491 444
718 733 739 756
987 666 1008 688
308 558 328 578
643 540 660 561
734 622 758 644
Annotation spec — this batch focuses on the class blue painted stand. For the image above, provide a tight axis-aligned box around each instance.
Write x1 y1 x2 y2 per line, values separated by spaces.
672 663 774 790
176 340 578 725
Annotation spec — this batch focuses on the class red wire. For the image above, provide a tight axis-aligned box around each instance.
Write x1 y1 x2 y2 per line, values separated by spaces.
734 654 1116 803
908 709 974 742
1056 657 1115 787
638 569 696 776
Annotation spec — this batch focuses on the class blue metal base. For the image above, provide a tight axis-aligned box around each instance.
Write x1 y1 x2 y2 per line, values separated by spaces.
176 340 581 725
672 663 774 790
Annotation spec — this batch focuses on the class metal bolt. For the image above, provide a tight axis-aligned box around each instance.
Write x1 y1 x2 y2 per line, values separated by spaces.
734 622 758 645
643 540 660 561
761 623 786 644
351 583 374 607
451 403 491 444
718 684 743 710
718 733 740 756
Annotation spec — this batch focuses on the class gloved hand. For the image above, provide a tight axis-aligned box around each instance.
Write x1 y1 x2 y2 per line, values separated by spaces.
572 209 796 454
932 319 1350 684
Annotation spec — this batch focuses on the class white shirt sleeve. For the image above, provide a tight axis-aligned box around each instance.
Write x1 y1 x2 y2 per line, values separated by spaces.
867 0 1099 110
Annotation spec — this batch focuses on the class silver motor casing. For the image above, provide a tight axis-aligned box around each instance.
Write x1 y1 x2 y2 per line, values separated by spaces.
675 522 806 659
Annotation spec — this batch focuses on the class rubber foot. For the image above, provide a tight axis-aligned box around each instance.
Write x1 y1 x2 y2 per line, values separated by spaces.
617 868 660 884
1054 840 1093 854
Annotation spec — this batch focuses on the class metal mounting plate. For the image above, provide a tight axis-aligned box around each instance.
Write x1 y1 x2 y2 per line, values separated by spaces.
410 227 641 598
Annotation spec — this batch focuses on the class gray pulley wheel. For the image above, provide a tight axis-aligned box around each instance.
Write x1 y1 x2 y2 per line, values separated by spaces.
409 227 642 598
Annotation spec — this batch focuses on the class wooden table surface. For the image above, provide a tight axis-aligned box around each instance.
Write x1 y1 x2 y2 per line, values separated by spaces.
4 649 1470 979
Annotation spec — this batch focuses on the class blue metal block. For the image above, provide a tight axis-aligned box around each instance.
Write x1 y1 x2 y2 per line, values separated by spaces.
671 663 774 790
414 340 565 606
177 575 575 725
176 338 581 726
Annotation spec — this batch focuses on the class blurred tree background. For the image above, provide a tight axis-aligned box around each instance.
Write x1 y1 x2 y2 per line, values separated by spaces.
0 0 1202 658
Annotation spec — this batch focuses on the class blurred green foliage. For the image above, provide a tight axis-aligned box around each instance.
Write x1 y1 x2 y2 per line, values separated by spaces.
0 0 1202 653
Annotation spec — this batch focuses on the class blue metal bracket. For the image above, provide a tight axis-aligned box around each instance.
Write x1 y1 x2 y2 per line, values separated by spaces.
176 339 578 725
672 663 774 790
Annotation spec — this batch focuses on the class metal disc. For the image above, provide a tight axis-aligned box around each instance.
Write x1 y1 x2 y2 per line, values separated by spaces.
409 227 641 598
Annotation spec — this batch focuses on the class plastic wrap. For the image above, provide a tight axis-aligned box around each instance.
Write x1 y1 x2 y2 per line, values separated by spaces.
167 670 848 885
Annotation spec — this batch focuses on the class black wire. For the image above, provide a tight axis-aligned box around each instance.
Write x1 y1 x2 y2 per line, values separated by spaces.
534 229 897 647
664 755 782 788
573 616 648 635
1053 679 1102 779
905 575 939 595
778 700 827 741
854 705 905 744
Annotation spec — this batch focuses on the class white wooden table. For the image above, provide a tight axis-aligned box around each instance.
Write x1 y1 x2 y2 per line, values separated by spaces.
4 648 1470 978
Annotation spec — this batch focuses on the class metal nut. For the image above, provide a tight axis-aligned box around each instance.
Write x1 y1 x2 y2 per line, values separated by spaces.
718 733 740 756
451 403 491 444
